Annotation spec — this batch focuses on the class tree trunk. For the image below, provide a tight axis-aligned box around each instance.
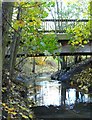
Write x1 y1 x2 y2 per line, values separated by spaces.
2 2 14 68
2 2 14 119
9 6 22 79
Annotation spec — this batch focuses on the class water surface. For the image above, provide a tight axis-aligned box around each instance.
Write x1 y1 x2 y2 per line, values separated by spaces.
28 77 91 106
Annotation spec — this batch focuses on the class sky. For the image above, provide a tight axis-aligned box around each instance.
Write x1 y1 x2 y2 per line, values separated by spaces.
46 0 89 19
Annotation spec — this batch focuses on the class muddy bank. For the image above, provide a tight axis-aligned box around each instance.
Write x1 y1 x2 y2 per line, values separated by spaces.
30 102 92 119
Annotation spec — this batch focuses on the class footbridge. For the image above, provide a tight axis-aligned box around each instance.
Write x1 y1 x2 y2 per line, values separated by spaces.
41 19 92 55
5 19 92 58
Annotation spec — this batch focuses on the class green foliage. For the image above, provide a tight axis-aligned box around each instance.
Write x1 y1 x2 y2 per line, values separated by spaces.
23 33 59 55
66 22 91 47
65 1 91 47
12 1 60 56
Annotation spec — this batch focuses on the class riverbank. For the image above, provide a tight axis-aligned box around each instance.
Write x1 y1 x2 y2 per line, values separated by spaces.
31 102 92 119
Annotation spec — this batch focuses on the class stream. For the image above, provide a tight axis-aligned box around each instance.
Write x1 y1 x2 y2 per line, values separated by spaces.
28 75 92 119
28 78 91 106
29 77 92 106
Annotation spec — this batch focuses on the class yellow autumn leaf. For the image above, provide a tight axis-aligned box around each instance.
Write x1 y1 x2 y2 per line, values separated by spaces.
75 41 79 45
79 84 83 88
2 87 7 92
2 87 7 90
29 114 33 119
83 40 88 44
70 81 74 86
8 108 15 112
5 106 8 110
8 111 17 115
22 114 29 119
11 112 17 115
18 105 29 112
2 89 4 92
2 103 7 107
71 42 74 46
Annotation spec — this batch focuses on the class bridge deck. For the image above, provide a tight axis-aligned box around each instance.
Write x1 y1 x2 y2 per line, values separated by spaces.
57 33 92 55
41 18 92 55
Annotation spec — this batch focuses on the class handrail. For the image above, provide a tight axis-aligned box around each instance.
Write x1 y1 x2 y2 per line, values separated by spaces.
42 19 89 22
40 19 89 33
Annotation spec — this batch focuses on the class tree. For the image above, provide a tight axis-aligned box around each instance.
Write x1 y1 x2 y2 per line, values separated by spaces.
2 2 14 70
2 2 14 118
2 1 60 119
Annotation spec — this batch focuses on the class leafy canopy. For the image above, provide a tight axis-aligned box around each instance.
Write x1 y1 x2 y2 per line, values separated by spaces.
12 1 59 56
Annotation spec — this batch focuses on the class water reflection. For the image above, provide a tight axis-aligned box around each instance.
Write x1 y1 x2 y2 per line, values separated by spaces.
29 79 91 106
35 81 61 106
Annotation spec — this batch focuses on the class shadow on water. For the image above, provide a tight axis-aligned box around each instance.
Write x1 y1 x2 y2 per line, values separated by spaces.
28 76 92 119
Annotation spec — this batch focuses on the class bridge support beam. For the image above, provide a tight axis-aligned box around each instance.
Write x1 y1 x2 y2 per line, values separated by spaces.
60 56 67 70
61 85 66 105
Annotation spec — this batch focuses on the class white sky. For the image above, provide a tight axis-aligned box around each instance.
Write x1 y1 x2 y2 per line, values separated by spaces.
46 0 89 19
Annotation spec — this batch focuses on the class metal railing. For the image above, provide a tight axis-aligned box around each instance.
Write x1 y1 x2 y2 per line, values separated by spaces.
40 19 89 33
